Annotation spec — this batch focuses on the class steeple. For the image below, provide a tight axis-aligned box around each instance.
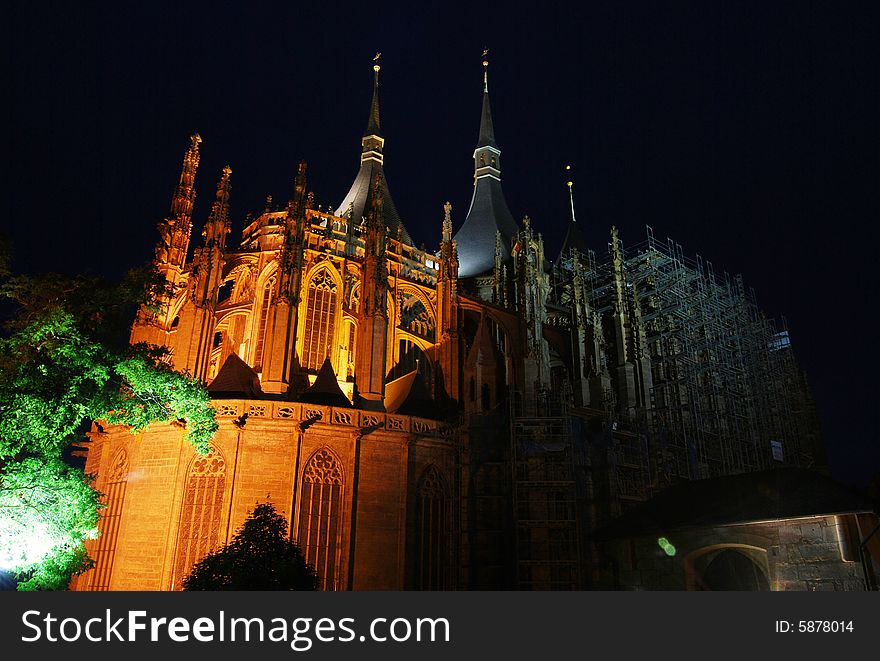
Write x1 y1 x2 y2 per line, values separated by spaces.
365 54 382 139
453 53 518 280
477 56 497 149
204 165 232 247
556 164 590 266
171 133 202 221
337 56 413 245
155 133 202 269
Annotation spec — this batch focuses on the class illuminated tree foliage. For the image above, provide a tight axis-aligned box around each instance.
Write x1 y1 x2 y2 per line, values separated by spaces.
0 457 100 590
183 503 318 591
0 260 218 589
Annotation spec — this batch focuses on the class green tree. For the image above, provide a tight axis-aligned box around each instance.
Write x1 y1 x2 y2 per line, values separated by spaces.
0 256 217 590
183 503 318 591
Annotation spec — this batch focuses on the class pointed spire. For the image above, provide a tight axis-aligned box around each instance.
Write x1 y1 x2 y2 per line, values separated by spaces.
170 133 202 219
454 52 517 281
477 53 497 149
155 133 202 268
212 167 232 219
204 166 232 247
556 164 590 265
442 201 453 243
366 53 382 138
337 56 412 245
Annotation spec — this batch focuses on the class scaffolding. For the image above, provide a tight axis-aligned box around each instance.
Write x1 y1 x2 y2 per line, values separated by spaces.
503 225 820 588
511 411 583 590
583 225 817 486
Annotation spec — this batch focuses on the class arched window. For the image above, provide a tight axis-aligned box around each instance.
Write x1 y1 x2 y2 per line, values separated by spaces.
399 292 435 341
172 452 226 590
83 449 129 590
346 320 357 379
416 465 449 590
253 277 275 371
302 269 338 372
298 449 344 590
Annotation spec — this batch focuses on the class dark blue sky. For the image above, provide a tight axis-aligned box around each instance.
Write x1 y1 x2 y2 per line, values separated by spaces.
3 2 878 486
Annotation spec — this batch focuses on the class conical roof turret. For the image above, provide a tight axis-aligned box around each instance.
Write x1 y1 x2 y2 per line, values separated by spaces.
453 55 518 278
336 56 412 245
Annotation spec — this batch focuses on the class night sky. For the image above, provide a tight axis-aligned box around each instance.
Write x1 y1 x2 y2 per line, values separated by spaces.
4 2 878 487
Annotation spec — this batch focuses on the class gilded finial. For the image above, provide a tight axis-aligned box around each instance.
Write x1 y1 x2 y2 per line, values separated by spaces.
373 52 381 74
565 164 576 223
482 48 489 92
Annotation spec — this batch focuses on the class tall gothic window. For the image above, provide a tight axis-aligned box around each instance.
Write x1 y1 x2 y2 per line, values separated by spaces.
83 449 129 590
298 449 343 590
172 452 226 590
346 321 357 379
253 277 274 371
416 465 449 590
302 269 338 372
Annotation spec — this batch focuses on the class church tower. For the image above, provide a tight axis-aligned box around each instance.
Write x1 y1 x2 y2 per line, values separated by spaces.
453 56 519 292
336 57 412 245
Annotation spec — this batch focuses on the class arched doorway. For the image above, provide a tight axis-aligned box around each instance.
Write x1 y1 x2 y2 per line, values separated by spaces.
701 549 770 591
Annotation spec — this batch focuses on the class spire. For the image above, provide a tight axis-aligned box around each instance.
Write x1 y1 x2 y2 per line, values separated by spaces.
477 53 497 149
170 133 202 220
337 57 413 245
155 133 202 268
453 52 518 280
366 53 382 138
188 165 232 310
204 165 232 244
556 164 590 265
360 53 385 162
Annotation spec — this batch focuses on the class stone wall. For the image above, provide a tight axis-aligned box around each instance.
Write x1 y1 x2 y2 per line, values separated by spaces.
71 400 461 591
603 514 878 591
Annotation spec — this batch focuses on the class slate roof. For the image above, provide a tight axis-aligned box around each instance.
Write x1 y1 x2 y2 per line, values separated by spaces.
384 369 437 419
591 467 874 541
365 69 382 138
454 79 519 278
335 68 413 246
455 177 519 279
207 353 264 398
477 87 497 149
298 357 351 408
555 218 590 266
336 161 412 245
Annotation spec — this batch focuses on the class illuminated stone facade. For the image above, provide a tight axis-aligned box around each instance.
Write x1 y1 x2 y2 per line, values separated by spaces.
72 61 825 591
